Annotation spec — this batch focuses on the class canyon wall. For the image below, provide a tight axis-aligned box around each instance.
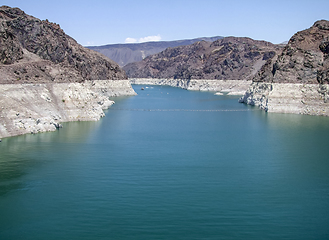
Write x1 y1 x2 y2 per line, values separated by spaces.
0 6 136 139
239 82 329 116
0 80 136 138
239 20 329 116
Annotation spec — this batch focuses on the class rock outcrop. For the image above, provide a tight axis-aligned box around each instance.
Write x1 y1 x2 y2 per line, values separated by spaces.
239 82 329 115
0 6 136 138
123 37 282 80
0 6 127 83
252 20 329 84
239 20 329 116
0 80 136 138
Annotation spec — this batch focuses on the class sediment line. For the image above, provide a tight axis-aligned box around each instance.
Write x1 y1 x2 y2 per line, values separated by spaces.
130 78 251 95
239 82 329 116
0 80 136 138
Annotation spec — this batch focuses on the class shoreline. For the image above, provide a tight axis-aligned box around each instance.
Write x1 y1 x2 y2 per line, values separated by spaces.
0 80 136 139
130 78 329 116
239 82 329 116
129 78 252 96
2 78 329 139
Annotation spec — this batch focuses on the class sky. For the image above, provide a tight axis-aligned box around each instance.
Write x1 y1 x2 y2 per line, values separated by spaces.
2 0 329 46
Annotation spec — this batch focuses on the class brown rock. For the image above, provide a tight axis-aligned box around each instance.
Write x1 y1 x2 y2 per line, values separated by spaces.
123 37 282 80
0 6 127 84
254 20 329 84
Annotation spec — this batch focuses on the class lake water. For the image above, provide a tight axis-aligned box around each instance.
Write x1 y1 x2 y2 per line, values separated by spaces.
1 85 329 239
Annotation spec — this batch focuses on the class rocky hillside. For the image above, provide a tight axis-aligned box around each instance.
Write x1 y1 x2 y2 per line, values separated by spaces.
239 20 329 116
252 20 329 84
0 6 136 139
0 6 127 84
87 36 223 67
123 37 282 80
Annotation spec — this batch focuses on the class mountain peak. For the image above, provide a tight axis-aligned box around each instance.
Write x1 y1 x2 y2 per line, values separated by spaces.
313 20 329 30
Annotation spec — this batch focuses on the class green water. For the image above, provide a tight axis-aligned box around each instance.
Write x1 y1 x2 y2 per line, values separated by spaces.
1 85 329 239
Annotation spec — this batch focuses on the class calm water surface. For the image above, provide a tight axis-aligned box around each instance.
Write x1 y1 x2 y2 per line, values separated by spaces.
1 85 329 239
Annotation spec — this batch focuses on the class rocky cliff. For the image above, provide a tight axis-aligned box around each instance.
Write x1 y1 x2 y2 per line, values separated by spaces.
0 80 136 138
123 37 282 80
252 20 329 84
0 6 136 138
239 20 329 116
0 6 127 83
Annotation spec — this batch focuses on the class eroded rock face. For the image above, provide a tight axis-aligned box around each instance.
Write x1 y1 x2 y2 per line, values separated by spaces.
239 82 329 116
0 21 23 64
0 6 127 83
239 20 329 116
0 80 136 138
253 20 329 84
123 37 282 80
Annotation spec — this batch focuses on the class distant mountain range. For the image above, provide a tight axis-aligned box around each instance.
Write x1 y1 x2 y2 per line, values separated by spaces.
86 36 223 67
123 37 283 80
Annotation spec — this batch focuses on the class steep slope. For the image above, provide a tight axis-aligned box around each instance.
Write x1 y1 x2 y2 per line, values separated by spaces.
0 6 127 84
239 20 329 116
87 36 223 67
252 20 329 84
123 37 281 80
0 6 135 138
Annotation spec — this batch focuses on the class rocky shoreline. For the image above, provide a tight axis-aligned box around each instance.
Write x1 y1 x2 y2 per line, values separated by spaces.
0 80 136 139
131 78 329 116
238 20 329 116
130 78 251 95
0 6 135 139
239 82 329 116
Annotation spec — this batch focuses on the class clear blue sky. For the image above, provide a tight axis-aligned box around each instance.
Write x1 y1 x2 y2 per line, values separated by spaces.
2 0 329 46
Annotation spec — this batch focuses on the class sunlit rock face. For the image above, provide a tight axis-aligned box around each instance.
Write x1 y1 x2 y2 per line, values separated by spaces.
0 5 127 83
239 20 329 116
123 37 282 81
